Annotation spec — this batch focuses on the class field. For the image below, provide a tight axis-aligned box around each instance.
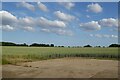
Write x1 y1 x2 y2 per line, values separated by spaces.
2 46 119 65
3 58 118 78
2 46 119 78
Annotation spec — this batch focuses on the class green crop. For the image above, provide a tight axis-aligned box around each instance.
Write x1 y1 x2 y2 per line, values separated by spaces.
2 46 119 65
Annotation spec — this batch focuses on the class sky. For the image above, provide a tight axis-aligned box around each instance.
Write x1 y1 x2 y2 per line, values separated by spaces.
0 2 119 46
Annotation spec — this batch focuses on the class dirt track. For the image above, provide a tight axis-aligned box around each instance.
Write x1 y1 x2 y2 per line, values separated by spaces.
2 58 118 78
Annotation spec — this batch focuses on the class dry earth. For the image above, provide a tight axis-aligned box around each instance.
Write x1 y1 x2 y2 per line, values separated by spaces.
0 65 2 79
2 58 118 78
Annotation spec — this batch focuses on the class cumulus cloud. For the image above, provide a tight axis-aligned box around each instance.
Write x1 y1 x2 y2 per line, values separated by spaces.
1 25 14 31
23 26 35 32
54 11 75 22
99 18 118 27
41 28 73 36
111 35 118 38
1 10 67 30
38 2 49 12
0 10 17 25
79 21 101 31
19 16 66 29
87 3 103 13
59 2 75 10
54 29 73 36
20 2 35 11
1 10 71 36
41 28 51 33
79 18 118 31
86 15 90 18
90 34 118 38
0 10 32 31
19 17 35 26
38 17 66 28
0 10 17 31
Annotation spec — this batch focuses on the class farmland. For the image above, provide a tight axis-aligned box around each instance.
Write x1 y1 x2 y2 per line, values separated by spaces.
2 46 119 65
2 46 119 78
3 58 118 78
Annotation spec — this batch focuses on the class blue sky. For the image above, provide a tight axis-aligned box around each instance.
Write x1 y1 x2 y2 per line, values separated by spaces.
1 2 118 46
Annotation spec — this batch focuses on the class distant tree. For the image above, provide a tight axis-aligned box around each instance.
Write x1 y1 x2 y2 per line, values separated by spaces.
1 42 28 46
21 43 28 46
0 42 2 46
2 42 16 46
30 43 55 47
23 43 28 46
68 46 70 48
109 44 120 47
76 46 82 48
57 46 64 47
84 45 92 47
103 46 106 48
95 46 101 48
16 43 28 46
50 44 54 47
30 43 39 47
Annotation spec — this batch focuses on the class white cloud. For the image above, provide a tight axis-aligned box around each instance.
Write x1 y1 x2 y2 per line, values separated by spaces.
41 28 51 33
1 10 70 36
79 18 118 31
19 16 67 31
0 11 35 31
86 15 90 18
20 2 35 11
1 25 14 31
19 17 35 26
41 28 73 36
90 34 118 38
55 29 73 36
79 21 101 31
38 2 49 12
103 34 110 38
111 35 118 38
90 34 93 37
54 11 75 22
87 3 103 13
94 34 102 38
38 17 66 28
99 18 118 27
1 10 118 38
1 10 67 32
0 10 17 25
23 26 35 32
59 2 75 10
0 10 17 31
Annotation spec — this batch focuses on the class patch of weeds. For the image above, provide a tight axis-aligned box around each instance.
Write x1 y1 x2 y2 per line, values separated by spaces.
2 58 11 65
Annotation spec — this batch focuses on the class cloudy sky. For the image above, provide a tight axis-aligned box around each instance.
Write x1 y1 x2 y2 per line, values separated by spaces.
1 2 118 46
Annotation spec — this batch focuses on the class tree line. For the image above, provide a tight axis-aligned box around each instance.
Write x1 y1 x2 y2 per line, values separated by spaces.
0 42 54 47
0 42 120 47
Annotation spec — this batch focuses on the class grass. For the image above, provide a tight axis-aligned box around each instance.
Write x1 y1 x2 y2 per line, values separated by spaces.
2 58 11 65
2 46 119 65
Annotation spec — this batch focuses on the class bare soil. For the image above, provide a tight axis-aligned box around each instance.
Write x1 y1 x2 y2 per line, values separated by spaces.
0 65 2 79
2 58 118 78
